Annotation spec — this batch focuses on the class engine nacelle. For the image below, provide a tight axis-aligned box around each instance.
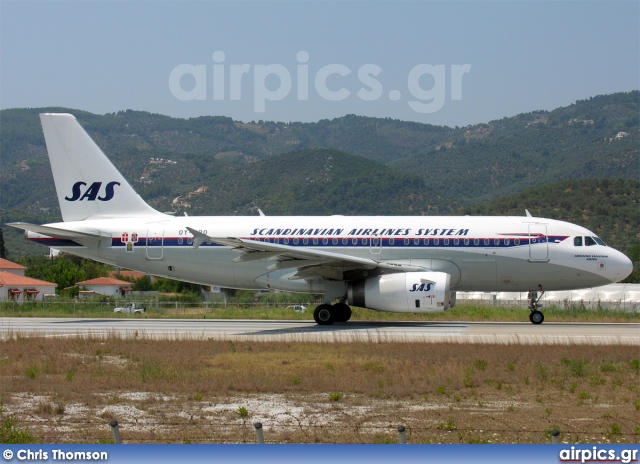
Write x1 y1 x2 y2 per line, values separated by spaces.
347 272 451 313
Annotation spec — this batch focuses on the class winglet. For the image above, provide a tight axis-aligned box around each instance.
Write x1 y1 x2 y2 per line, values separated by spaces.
525 209 532 217
258 209 266 217
185 227 210 249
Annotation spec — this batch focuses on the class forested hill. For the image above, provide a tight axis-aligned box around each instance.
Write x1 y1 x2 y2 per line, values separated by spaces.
0 92 638 231
1 92 638 212
0 107 453 167
2 93 636 169
392 92 639 204
158 149 443 216
459 178 639 253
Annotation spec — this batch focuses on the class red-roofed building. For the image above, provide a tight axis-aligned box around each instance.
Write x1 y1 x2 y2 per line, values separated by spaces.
76 277 132 297
0 271 56 302
0 258 27 276
108 270 150 281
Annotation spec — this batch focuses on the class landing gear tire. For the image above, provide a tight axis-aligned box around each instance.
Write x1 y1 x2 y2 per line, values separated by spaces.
529 310 544 325
333 303 352 323
314 304 336 325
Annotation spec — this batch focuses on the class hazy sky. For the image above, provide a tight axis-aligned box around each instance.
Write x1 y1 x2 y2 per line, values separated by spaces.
1 1 638 127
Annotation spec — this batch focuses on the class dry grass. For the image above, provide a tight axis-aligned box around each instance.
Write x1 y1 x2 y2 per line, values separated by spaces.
2 302 639 323
1 335 638 444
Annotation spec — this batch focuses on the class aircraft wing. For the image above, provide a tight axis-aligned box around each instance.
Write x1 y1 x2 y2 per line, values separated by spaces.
186 227 428 280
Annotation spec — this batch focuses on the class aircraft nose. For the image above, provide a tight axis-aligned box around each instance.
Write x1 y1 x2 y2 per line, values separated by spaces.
609 251 634 282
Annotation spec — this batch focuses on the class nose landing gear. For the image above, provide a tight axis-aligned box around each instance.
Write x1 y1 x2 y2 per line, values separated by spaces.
528 285 545 324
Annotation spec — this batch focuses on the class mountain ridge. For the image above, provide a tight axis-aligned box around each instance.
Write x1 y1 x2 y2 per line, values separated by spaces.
0 91 637 257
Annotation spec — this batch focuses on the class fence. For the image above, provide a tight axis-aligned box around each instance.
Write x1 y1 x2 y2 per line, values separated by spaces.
456 283 640 311
0 299 314 315
456 296 639 312
13 418 637 445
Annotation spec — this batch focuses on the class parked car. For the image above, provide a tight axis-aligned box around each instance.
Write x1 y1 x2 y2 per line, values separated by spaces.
114 302 146 314
286 305 307 312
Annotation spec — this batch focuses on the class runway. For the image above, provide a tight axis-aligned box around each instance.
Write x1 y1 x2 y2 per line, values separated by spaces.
1 317 638 345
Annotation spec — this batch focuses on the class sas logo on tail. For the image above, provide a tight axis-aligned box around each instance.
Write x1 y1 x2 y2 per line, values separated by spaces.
410 283 434 292
65 181 121 202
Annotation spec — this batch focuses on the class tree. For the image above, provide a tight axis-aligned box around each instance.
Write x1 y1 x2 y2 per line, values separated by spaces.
132 275 153 291
21 255 52 280
46 257 85 293
621 243 640 284
0 228 7 259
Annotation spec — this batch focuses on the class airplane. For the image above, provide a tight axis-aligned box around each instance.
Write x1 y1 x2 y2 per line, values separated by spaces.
9 113 634 325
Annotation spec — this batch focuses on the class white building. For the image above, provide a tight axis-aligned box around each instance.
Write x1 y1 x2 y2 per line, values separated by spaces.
0 271 57 302
456 283 640 310
76 277 133 298
0 258 27 276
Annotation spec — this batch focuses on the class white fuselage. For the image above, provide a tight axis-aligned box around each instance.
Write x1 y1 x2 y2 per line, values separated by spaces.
28 214 632 294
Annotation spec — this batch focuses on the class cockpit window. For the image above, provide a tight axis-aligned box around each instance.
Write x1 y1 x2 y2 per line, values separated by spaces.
584 236 597 246
574 236 582 246
593 237 606 246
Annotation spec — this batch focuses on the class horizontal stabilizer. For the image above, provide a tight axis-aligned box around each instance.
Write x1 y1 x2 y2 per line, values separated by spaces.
7 222 110 245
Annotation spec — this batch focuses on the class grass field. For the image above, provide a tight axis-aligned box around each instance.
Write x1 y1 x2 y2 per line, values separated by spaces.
1 334 638 444
1 301 639 323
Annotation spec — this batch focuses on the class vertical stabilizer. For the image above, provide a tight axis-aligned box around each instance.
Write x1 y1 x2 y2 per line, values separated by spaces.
40 113 163 221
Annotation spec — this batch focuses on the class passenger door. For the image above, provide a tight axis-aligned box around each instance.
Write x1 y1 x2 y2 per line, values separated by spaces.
528 224 548 261
146 228 164 260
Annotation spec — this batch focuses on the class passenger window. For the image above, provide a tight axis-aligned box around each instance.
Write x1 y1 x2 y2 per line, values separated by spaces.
585 236 596 246
574 236 582 246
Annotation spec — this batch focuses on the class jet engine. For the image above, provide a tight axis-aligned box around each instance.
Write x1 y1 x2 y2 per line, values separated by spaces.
347 271 451 313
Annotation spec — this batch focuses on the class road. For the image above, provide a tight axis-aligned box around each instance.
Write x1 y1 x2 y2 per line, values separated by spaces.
1 317 638 344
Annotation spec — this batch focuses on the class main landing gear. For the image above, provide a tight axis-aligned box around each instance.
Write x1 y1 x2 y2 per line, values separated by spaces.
313 302 352 325
528 285 545 325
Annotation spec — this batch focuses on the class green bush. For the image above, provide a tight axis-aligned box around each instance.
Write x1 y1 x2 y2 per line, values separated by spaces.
0 407 35 444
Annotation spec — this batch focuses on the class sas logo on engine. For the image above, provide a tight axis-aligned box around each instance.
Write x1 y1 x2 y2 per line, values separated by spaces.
410 283 434 292
65 181 121 202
